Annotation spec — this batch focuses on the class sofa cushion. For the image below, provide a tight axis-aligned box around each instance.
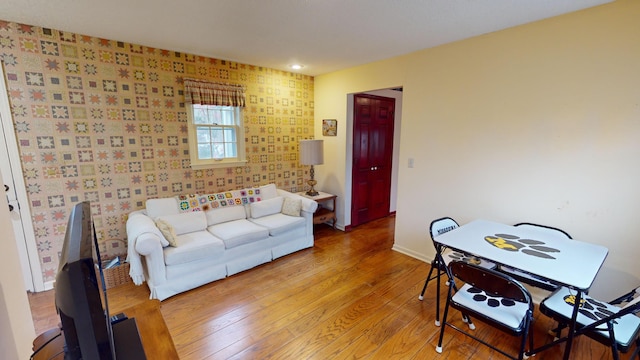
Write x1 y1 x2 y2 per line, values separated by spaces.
249 213 305 236
146 197 180 218
260 183 279 200
205 205 247 226
163 231 225 266
207 219 269 249
250 196 283 218
157 211 207 235
281 197 302 217
156 219 178 247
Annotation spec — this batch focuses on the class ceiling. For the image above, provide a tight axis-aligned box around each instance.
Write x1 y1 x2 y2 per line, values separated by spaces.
0 0 612 76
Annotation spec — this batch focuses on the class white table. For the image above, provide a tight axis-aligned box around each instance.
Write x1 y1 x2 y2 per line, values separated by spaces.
435 219 609 359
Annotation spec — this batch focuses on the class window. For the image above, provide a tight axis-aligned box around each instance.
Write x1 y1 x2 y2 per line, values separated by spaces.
187 104 246 168
183 79 247 169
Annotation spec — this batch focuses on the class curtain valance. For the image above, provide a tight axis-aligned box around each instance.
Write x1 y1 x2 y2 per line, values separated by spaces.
183 79 246 107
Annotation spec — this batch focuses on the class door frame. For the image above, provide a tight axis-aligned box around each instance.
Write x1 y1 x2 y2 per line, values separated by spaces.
345 88 402 230
350 93 395 227
1 64 44 292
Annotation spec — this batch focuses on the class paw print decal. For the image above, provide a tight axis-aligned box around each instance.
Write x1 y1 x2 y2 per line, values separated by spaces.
484 233 560 259
445 251 482 265
563 294 617 323
467 286 516 307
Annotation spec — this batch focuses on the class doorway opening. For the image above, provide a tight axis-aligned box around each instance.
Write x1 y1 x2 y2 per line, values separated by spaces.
347 87 402 229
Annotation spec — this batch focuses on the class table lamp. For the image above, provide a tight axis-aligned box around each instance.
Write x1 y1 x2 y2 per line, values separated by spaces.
299 139 324 196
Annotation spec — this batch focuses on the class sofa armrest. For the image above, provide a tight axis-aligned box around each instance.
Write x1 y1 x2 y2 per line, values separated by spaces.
126 213 168 286
277 189 318 213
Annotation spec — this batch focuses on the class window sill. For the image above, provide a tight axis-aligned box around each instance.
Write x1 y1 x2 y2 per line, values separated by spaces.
190 160 247 170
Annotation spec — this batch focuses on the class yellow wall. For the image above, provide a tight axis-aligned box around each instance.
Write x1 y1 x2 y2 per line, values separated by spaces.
314 56 407 225
315 0 640 298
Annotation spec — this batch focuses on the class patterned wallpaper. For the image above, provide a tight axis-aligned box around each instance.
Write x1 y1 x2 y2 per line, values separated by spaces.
0 20 315 283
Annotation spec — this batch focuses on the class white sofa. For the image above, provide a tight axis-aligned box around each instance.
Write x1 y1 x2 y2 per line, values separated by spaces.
125 184 317 300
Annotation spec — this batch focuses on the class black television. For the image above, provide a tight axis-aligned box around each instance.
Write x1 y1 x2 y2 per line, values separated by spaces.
55 201 116 359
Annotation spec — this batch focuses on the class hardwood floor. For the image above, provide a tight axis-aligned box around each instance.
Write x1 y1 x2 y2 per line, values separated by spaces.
29 215 622 359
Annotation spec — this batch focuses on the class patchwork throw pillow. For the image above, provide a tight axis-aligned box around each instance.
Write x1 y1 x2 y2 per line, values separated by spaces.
281 197 302 217
196 188 262 211
175 194 202 213
156 219 178 247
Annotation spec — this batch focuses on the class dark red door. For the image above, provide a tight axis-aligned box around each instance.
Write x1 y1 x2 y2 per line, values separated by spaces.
351 94 395 227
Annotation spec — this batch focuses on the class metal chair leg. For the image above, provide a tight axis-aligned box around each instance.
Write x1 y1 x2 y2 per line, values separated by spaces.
435 265 442 326
419 254 474 328
418 256 446 326
607 322 620 360
549 322 567 340
435 282 454 353
418 261 437 301
633 337 640 359
462 313 476 330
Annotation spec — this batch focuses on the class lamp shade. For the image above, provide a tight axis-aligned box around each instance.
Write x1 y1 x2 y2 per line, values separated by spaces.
299 139 324 165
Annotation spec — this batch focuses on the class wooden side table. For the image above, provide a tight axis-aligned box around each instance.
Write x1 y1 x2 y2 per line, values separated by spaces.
299 191 337 229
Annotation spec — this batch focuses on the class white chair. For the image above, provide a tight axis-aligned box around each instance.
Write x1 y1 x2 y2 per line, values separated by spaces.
418 217 495 326
497 222 572 292
540 286 640 360
435 260 534 360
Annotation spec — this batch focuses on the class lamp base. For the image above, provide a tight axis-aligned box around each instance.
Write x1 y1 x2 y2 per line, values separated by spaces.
305 178 318 197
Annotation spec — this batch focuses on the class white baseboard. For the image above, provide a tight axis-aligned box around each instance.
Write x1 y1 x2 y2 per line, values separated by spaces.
43 280 55 291
391 244 431 263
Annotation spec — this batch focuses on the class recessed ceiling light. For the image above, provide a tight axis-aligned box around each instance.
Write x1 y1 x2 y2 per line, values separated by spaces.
290 64 304 70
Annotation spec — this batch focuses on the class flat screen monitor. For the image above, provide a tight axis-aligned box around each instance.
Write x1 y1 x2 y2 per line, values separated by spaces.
55 201 116 359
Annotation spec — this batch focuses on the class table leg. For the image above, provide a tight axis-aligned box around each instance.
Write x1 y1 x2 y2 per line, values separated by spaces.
563 290 583 360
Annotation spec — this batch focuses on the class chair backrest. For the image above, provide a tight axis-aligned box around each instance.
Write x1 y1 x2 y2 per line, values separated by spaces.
581 292 640 333
449 260 531 304
621 294 640 311
611 286 640 308
430 217 459 241
514 222 572 240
